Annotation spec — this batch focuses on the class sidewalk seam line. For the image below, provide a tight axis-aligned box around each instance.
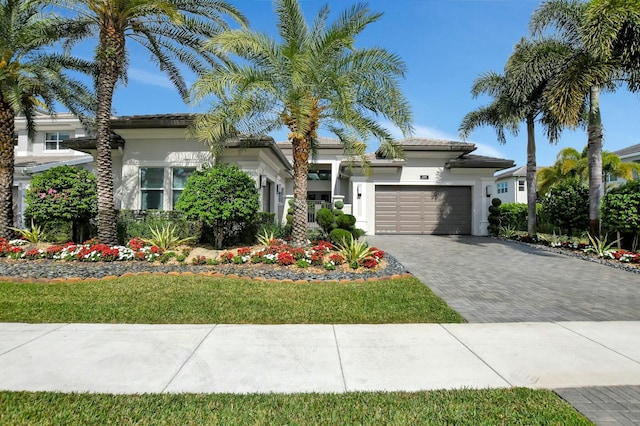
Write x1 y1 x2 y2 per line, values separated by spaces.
556 322 640 366
161 324 218 393
0 323 69 357
332 325 347 393
440 324 514 388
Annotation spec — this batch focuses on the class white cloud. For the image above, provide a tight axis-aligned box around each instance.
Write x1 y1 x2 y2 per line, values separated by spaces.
128 68 174 90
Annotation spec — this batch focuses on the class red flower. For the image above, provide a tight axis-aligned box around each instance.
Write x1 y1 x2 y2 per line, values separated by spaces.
277 252 295 266
237 247 252 256
329 253 345 265
360 257 378 269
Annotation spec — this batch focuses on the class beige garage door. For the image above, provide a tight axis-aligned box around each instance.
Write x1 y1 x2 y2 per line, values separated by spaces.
375 186 471 234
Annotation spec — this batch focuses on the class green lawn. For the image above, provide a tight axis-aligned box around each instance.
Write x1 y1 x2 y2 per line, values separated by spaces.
0 389 591 425
0 275 464 324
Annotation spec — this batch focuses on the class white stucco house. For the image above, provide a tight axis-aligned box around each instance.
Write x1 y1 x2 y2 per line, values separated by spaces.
612 143 640 186
494 165 528 204
13 112 515 236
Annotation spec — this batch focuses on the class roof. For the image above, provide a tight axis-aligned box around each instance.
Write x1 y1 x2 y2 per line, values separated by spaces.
277 137 344 149
222 135 292 170
111 113 194 129
495 165 527 179
61 133 126 151
445 154 515 170
15 155 93 173
614 143 640 158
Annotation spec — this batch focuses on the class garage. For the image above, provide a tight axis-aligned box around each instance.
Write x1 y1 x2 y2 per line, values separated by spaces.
375 186 472 234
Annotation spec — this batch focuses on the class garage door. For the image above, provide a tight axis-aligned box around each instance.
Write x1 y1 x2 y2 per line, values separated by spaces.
375 186 471 234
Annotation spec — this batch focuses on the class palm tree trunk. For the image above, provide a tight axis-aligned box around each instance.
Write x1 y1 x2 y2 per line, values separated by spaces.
291 135 310 247
0 97 15 239
95 24 125 245
587 86 603 236
525 115 537 239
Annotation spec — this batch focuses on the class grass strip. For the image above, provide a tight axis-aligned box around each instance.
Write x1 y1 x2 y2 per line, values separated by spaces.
0 389 591 425
0 275 464 324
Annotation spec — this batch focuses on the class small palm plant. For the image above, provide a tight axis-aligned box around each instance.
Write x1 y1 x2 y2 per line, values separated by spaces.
9 220 47 244
143 224 195 251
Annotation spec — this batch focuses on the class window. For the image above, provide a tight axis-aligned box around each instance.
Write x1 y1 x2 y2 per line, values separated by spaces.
172 167 195 208
518 180 525 191
140 168 164 210
497 182 508 194
45 132 70 151
308 168 331 181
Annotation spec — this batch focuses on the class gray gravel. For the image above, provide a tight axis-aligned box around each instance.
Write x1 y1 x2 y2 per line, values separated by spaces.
0 254 406 281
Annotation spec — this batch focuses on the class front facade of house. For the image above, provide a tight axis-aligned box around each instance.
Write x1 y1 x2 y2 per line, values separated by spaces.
494 165 528 205
14 113 514 236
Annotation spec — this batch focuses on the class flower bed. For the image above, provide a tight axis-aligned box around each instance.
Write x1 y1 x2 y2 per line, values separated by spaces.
0 237 162 262
500 234 640 272
0 237 385 272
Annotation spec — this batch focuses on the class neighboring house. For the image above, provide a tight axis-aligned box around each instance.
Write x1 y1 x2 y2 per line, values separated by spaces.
613 143 640 185
14 113 515 236
493 165 527 204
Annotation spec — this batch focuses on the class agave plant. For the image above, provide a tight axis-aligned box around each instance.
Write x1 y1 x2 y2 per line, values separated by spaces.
143 224 195 251
257 229 278 247
584 234 620 258
334 237 374 265
9 220 47 244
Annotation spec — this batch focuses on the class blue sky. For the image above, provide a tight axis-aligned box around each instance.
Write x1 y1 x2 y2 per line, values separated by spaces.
106 0 640 168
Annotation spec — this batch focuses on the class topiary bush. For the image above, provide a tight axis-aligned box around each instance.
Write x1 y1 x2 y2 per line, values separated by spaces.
487 198 501 236
175 164 260 249
601 180 640 249
316 207 336 238
330 228 352 245
541 181 589 236
25 165 97 243
335 213 356 229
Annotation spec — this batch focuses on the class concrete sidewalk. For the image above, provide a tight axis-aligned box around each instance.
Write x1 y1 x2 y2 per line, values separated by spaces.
1 321 639 394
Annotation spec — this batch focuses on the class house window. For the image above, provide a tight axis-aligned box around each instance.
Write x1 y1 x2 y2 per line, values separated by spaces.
308 168 331 181
518 180 525 191
606 174 618 182
45 132 70 150
172 167 195 208
140 167 164 210
497 182 508 194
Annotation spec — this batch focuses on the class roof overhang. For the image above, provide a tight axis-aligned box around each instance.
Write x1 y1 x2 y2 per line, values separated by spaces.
445 155 515 170
61 133 125 152
111 113 194 129
224 135 292 171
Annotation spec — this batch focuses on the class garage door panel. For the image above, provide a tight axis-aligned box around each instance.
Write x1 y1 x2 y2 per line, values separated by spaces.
375 186 471 235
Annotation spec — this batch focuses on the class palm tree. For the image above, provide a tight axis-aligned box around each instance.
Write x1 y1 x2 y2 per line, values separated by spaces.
530 0 619 236
538 146 640 195
0 0 95 239
584 0 640 91
191 0 413 247
460 38 567 239
46 0 248 245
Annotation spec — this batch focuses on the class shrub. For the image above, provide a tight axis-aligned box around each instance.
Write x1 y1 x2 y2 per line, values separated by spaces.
499 203 528 231
316 208 336 233
334 200 344 210
25 165 97 243
329 228 352 245
601 180 640 249
541 181 589 236
335 214 356 229
175 164 260 249
143 224 195 251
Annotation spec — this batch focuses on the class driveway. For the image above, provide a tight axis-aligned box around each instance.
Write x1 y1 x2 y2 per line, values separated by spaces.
367 235 640 323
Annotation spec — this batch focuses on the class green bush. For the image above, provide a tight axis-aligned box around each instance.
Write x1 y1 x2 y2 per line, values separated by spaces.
500 203 528 231
25 165 97 242
334 200 344 209
175 164 260 249
601 180 640 249
487 198 501 236
330 228 352 245
541 181 589 236
116 210 202 244
335 214 357 229
316 208 336 234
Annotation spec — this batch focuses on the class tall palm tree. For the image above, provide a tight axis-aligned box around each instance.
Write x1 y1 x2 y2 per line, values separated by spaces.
191 0 413 247
0 0 95 239
46 0 248 245
584 0 640 91
460 38 568 239
538 146 640 195
530 0 619 236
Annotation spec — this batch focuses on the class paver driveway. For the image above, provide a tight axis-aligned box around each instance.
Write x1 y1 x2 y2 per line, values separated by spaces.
367 235 640 323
